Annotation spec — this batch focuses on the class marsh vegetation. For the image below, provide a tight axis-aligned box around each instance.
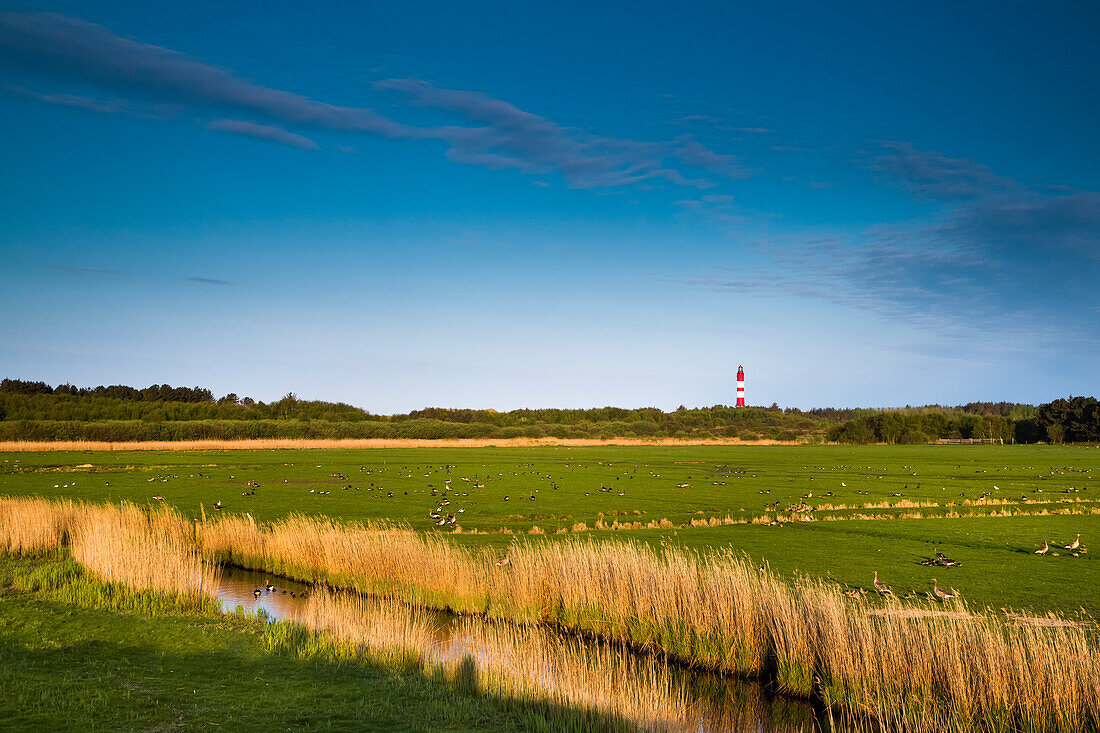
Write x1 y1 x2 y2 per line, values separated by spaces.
2 495 1097 731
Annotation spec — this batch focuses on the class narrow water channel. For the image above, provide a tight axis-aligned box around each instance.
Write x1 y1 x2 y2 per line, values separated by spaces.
214 565 317 622
216 565 843 732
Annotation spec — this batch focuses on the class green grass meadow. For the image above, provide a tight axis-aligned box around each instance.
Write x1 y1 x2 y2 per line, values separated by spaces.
0 554 624 732
2 444 1097 615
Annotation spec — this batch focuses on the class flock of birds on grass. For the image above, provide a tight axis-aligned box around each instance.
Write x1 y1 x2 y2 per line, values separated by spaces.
79 459 1092 606
856 533 1088 603
860 570 959 602
125 460 1093 537
1035 533 1087 557
133 461 734 529
854 570 959 602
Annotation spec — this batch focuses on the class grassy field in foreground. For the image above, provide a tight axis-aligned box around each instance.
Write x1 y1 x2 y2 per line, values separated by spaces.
0 554 618 732
1 444 1096 615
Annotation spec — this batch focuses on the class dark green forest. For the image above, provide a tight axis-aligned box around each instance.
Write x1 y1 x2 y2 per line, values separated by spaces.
1 379 1095 444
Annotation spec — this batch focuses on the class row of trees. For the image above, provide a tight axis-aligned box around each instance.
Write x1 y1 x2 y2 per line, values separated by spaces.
827 413 1017 444
1 379 216 403
825 398 1095 444
0 382 834 439
0 417 821 443
2 378 1096 444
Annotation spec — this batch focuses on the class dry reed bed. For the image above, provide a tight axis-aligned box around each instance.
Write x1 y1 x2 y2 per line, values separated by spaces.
286 589 716 732
0 495 79 553
69 502 220 605
2 496 1098 732
199 512 1100 732
288 589 819 732
0 496 219 608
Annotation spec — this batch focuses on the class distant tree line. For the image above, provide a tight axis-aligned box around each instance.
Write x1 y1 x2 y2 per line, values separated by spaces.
824 398 1095 445
1 379 215 403
1 378 1095 444
826 412 1016 444
0 380 832 441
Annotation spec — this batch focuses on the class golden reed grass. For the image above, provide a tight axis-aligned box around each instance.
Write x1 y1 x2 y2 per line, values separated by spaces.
69 502 220 604
197 513 1100 733
287 588 719 732
3 496 1098 732
0 436 792 452
0 495 78 553
0 497 219 606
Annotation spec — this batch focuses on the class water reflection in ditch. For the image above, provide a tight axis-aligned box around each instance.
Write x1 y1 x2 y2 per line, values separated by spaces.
215 565 315 621
217 565 837 732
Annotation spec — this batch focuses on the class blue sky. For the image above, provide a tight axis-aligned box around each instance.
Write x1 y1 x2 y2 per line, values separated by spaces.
1 1 1097 412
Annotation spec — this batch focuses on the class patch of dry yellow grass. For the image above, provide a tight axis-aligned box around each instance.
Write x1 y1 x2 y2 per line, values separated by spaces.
0 495 78 552
0 496 219 604
292 588 703 731
69 502 220 603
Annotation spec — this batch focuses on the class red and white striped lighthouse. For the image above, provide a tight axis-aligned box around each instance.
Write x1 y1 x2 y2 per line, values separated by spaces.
736 365 745 407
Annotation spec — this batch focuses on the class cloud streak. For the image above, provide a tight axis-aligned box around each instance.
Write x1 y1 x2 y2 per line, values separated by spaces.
207 119 318 150
871 141 1014 200
674 144 1100 348
5 84 173 118
0 11 751 190
49 265 126 277
673 193 744 223
0 12 406 135
672 137 753 180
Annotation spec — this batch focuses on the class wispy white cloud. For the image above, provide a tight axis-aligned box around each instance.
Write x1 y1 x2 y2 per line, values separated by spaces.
673 192 743 222
5 84 176 119
672 144 1100 349
207 119 319 150
48 265 126 277
672 136 753 180
870 141 1014 200
0 11 752 190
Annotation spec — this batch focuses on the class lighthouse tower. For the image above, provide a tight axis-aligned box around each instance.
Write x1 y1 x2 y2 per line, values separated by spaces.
736 365 745 407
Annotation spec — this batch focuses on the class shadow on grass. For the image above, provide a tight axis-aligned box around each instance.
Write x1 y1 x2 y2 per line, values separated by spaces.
0 591 643 732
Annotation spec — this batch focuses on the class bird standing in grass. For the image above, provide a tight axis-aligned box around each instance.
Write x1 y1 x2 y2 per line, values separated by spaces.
1036 540 1050 555
931 578 954 601
1065 534 1081 550
873 571 893 596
